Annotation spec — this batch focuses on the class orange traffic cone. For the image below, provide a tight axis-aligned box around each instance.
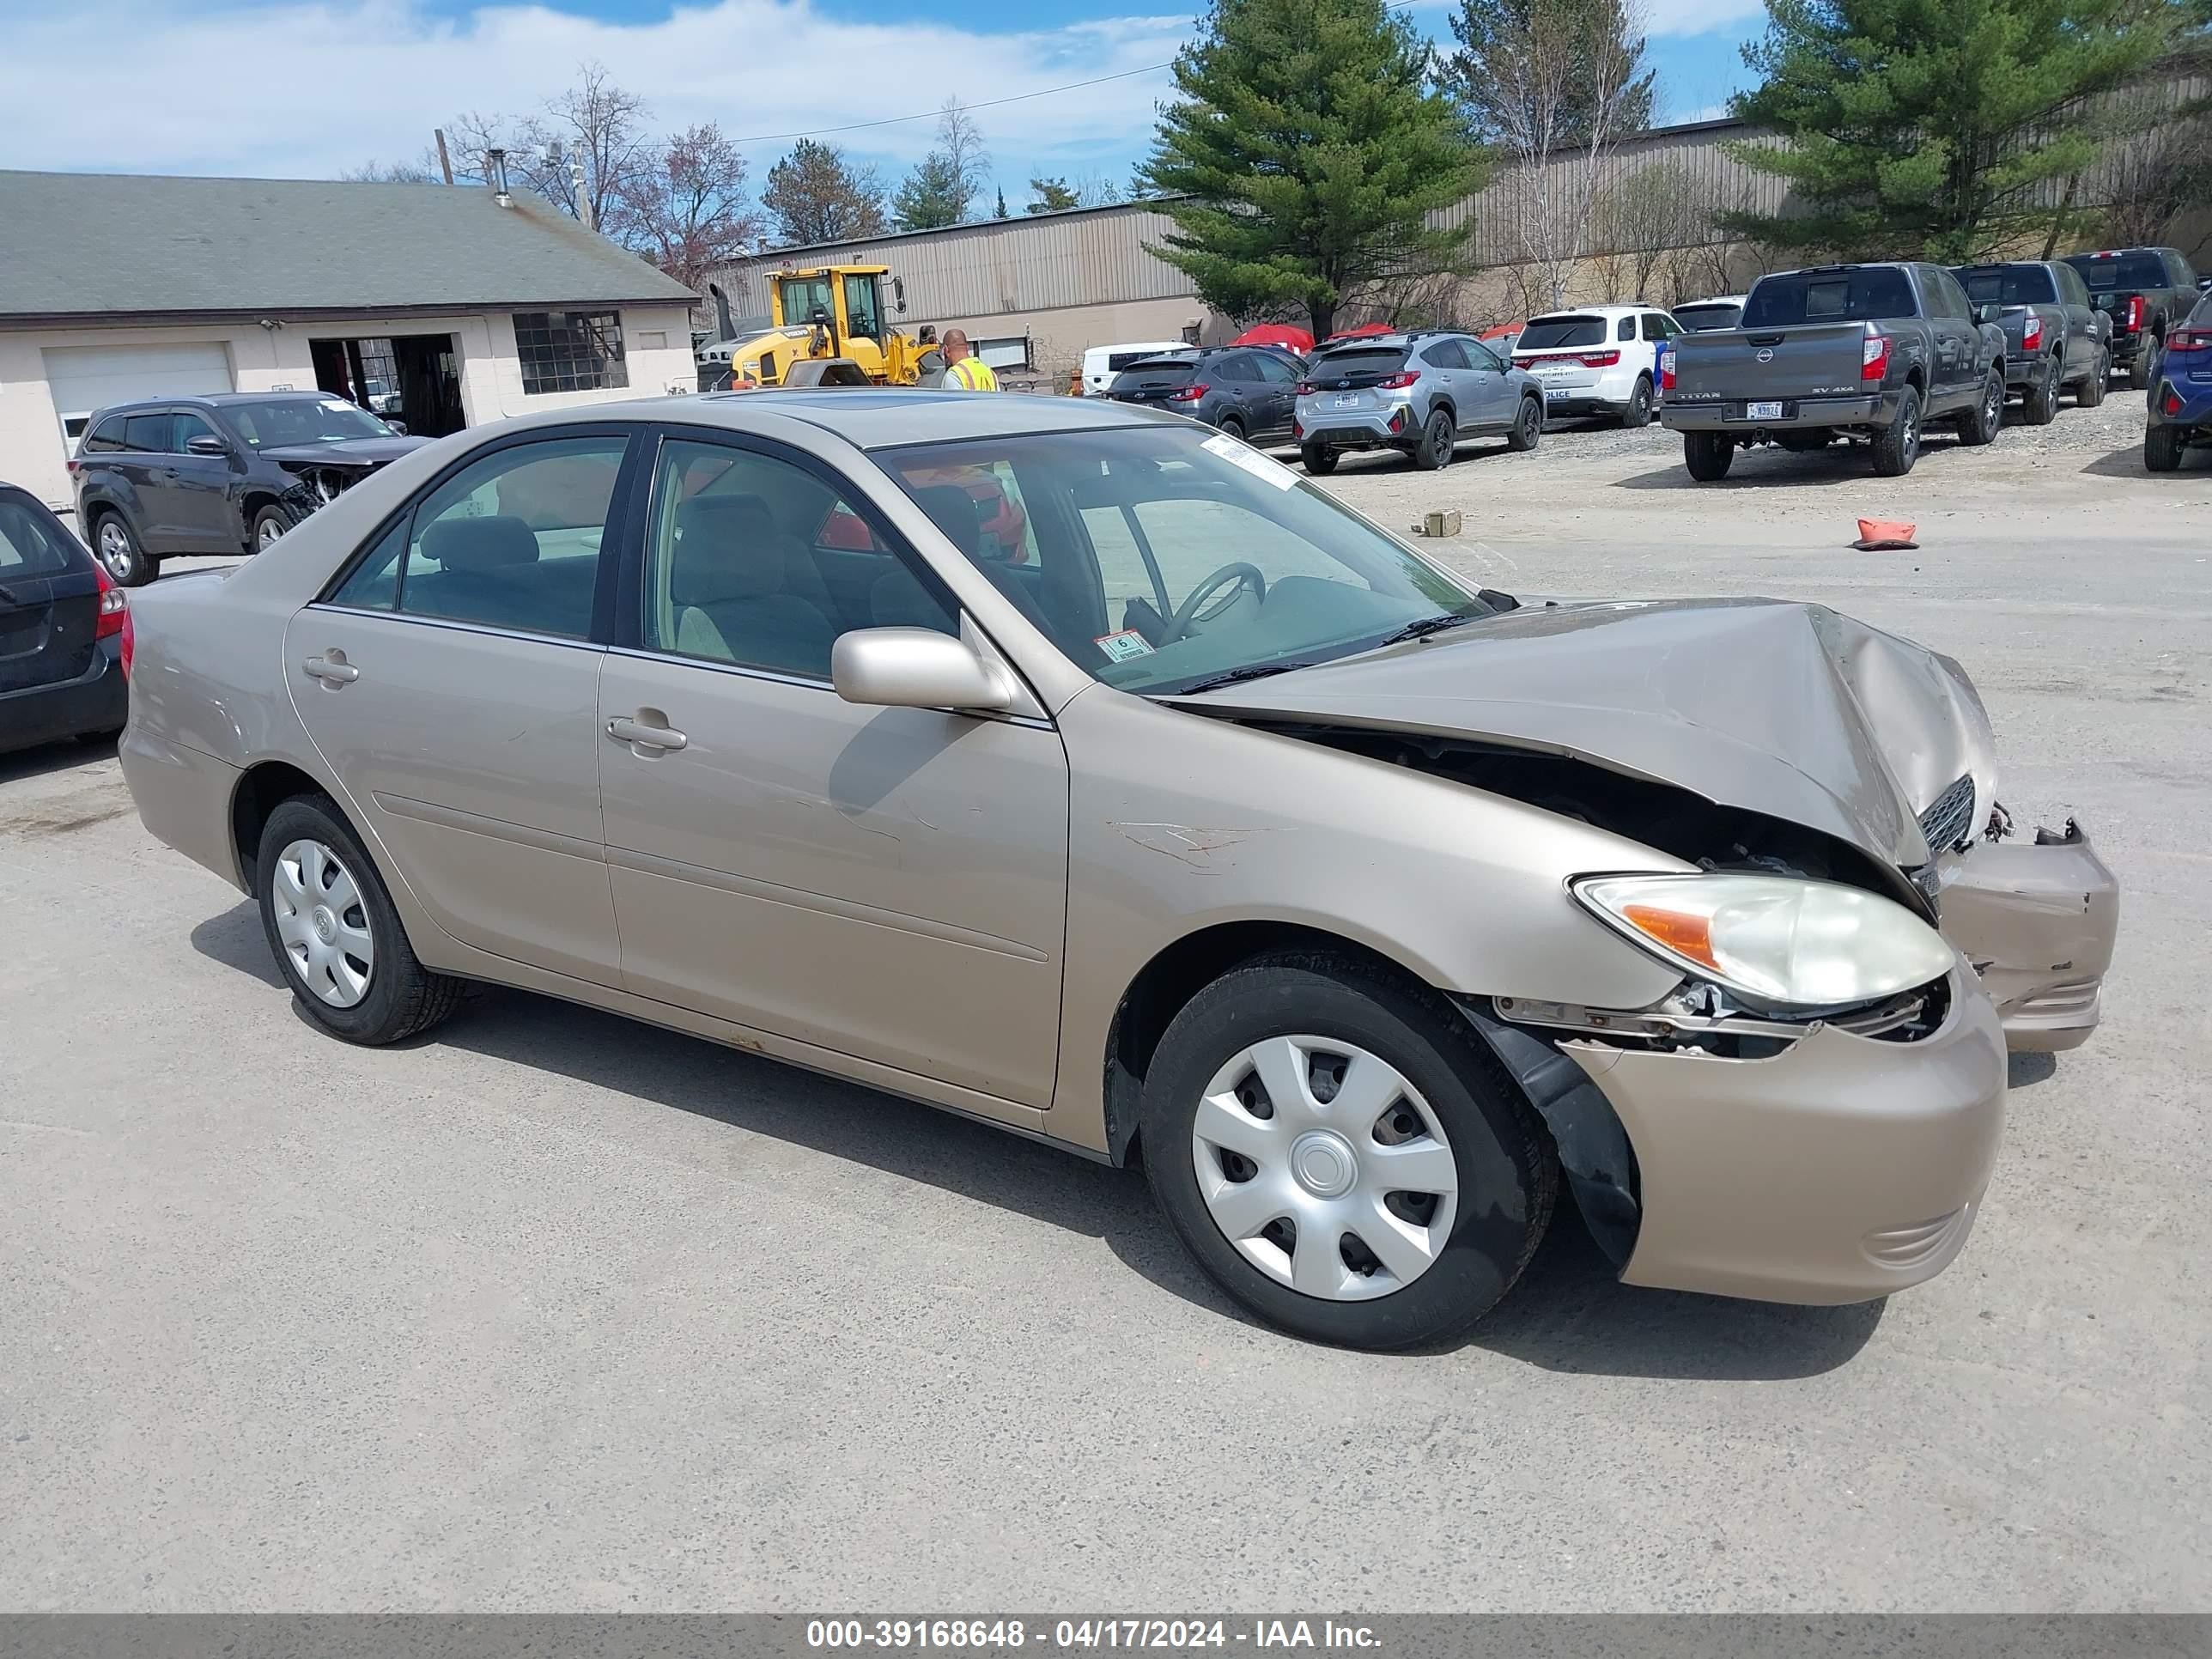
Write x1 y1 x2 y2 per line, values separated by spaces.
1855 518 1918 550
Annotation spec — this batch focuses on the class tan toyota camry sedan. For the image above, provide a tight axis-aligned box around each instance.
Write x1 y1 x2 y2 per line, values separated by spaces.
118 390 2119 1349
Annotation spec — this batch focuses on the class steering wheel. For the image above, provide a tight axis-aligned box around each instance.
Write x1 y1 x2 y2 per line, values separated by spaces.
1166 562 1267 641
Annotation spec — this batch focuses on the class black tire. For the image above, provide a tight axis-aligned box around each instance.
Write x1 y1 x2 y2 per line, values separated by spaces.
1871 386 1922 477
1215 414 1246 441
1299 444 1338 476
1683 429 1734 481
249 503 295 554
2129 343 2154 392
255 794 466 1046
1139 951 1557 1350
2076 348 2108 407
1957 368 2004 446
2022 357 2060 426
1620 374 1654 428
91 511 158 587
1505 396 1542 453
1417 408 1455 470
2144 423 2185 473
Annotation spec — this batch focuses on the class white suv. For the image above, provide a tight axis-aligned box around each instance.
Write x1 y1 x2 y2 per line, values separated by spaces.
1080 341 1194 397
1510 304 1682 427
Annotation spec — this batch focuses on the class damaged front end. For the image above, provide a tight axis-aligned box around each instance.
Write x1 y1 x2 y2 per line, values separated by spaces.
274 459 379 523
1931 815 2118 1054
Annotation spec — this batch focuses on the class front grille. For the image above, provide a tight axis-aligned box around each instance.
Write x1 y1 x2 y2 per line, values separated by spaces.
1918 772 1977 854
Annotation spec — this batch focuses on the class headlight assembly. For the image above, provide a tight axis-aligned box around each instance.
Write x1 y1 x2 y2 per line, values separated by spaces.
1571 872 1957 1008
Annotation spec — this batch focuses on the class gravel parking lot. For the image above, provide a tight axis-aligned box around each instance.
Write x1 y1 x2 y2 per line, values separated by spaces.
3 395 2207 1613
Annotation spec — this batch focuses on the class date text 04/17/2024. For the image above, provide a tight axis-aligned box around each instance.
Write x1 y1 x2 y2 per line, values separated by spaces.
805 1620 1382 1650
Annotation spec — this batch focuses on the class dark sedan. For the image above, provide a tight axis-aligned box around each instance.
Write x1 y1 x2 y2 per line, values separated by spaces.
0 483 130 756
70 392 429 585
1101 346 1305 444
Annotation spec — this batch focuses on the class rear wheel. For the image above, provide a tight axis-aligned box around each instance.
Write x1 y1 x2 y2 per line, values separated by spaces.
93 512 157 587
1416 409 1455 470
1506 396 1542 452
1683 429 1734 481
1620 374 1654 428
1139 951 1556 1350
2130 343 2155 391
1957 368 2004 446
2076 348 2109 407
1299 445 1338 476
2022 357 2061 426
1872 386 1922 477
1216 414 1247 441
256 795 465 1046
2144 423 2185 473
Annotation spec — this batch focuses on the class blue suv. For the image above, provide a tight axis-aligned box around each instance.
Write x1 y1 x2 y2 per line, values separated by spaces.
2145 289 2212 472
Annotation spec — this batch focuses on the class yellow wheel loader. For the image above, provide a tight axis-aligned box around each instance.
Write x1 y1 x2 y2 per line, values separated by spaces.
712 264 939 389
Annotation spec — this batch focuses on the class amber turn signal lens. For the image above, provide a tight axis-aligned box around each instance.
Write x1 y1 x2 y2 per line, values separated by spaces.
1620 904 1722 972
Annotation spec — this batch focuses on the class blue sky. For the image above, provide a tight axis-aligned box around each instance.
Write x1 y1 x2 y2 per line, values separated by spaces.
0 0 1769 195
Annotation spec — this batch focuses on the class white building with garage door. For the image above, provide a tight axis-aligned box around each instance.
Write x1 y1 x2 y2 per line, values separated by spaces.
0 169 700 514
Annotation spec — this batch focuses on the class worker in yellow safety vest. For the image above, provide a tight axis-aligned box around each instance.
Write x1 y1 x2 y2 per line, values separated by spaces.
941 329 1000 392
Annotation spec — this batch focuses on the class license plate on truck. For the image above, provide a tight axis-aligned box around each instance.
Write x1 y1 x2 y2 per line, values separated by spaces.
1747 400 1784 420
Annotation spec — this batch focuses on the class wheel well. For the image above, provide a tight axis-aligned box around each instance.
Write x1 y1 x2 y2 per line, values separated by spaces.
1428 398 1455 427
1904 366 1926 394
242 490 284 521
229 761 331 890
1101 921 1430 1165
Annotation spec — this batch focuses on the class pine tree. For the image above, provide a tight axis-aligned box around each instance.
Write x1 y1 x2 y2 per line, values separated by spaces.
1724 0 2200 262
995 186 1010 218
1027 177 1081 213
763 139 888 247
1138 0 1485 339
893 153 968 231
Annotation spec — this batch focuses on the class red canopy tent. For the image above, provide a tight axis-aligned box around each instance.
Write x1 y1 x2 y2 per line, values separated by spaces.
1230 323 1316 354
1324 322 1395 341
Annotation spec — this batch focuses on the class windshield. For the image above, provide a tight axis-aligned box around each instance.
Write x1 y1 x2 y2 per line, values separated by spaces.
1958 266 2057 306
1742 268 1917 326
1516 316 1606 350
879 425 1487 696
1672 302 1741 331
225 398 393 447
2065 252 2167 290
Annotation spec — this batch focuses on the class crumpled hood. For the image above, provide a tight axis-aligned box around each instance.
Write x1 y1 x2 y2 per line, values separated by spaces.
257 435 429 468
1175 598 1998 869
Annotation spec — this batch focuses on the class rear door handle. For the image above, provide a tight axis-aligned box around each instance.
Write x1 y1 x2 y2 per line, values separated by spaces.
607 715 687 752
303 654 358 684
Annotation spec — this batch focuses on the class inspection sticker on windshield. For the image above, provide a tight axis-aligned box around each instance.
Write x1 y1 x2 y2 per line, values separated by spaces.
1094 629 1156 662
1201 431 1298 490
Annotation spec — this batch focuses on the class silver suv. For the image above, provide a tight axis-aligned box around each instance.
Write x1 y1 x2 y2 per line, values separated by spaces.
1294 332 1545 472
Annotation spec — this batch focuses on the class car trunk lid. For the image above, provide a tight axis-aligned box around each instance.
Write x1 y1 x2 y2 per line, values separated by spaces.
1669 321 1873 405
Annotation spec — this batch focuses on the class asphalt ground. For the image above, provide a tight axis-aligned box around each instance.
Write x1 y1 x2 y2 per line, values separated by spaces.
3 396 2206 1611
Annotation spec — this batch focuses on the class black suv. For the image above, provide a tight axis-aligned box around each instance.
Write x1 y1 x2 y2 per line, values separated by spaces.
70 392 428 585
1101 346 1307 443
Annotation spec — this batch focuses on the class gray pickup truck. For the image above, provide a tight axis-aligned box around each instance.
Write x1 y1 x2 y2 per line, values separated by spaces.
1952 259 2111 424
2063 246 2202 389
1662 262 2007 480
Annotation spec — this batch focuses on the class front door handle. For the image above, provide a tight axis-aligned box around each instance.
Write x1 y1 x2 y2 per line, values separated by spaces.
607 714 688 752
303 653 358 685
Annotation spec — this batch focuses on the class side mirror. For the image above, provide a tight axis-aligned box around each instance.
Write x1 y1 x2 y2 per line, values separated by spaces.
186 434 230 457
385 419 409 435
832 628 1012 713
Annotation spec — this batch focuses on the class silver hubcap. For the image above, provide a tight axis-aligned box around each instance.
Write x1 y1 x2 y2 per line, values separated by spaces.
271 838 374 1007
258 517 284 548
97 521 131 576
1190 1035 1460 1302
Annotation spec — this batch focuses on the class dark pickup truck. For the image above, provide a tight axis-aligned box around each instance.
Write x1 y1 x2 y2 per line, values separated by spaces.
1662 262 2007 480
2062 246 2201 390
1952 259 2111 423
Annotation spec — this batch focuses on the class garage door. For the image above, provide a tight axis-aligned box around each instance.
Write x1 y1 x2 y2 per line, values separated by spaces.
41 342 235 441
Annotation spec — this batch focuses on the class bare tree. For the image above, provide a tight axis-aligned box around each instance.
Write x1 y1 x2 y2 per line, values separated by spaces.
1072 171 1124 208
1450 0 1655 312
1592 158 1714 302
343 155 440 184
2097 112 2212 249
618 123 763 292
532 64 654 234
936 99 990 222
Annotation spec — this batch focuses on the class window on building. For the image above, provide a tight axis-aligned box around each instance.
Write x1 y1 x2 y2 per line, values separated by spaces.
514 311 629 395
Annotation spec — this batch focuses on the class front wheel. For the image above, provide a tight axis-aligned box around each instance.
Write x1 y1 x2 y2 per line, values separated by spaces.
1620 374 1654 428
1872 386 1922 476
1299 445 1338 476
256 795 466 1045
1957 368 2004 447
251 504 294 552
2145 424 2185 473
1506 397 1542 452
1683 429 1734 481
1416 409 1455 470
2077 348 2109 407
93 513 158 587
2022 358 2060 426
1139 952 1556 1350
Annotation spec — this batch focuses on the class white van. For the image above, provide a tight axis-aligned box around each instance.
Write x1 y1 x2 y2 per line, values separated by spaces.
1081 341 1194 397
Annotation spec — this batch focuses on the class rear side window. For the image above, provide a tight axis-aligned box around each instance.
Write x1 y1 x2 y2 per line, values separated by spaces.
0 492 80 576
80 417 128 455
1742 268 1917 326
1423 339 1470 369
1517 316 1607 350
123 413 178 453
330 434 626 638
2067 252 2168 290
1213 355 1256 382
1252 353 1300 383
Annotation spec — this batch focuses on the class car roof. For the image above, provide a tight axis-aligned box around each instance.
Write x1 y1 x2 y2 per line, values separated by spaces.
90 389 335 417
688 387 1171 449
1675 295 1747 306
1528 304 1656 319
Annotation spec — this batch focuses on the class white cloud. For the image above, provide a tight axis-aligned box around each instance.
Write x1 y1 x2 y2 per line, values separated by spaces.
1639 0 1766 37
0 0 1188 183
